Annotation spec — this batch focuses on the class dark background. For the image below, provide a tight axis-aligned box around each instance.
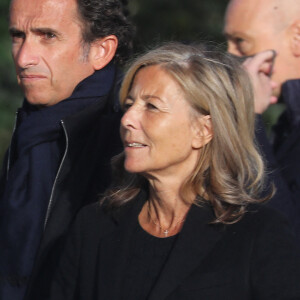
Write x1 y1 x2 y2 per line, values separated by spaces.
0 0 282 162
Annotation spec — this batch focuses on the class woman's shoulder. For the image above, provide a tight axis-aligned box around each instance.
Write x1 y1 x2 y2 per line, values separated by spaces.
230 203 298 246
74 196 143 233
242 203 291 226
76 201 127 228
77 201 111 224
68 202 116 242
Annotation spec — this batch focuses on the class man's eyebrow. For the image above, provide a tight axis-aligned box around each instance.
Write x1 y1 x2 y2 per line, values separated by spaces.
9 27 23 35
32 27 61 36
8 26 61 36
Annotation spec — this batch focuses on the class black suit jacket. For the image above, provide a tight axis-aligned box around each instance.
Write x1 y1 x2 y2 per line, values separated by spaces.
49 191 300 300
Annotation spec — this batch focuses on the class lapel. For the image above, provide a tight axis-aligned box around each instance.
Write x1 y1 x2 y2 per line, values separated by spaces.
148 203 223 300
96 191 147 300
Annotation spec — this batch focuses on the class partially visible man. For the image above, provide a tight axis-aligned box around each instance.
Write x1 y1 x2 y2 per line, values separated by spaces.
224 0 300 240
0 0 134 299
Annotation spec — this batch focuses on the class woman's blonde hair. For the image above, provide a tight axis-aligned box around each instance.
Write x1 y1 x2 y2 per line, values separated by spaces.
103 42 272 224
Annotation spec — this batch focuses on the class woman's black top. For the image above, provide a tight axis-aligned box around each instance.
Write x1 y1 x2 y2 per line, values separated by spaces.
121 221 178 300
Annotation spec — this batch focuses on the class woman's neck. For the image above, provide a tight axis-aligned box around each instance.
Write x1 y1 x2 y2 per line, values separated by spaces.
138 177 194 238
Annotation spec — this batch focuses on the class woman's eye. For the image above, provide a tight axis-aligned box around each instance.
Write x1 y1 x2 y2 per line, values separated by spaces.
147 103 158 110
123 101 133 111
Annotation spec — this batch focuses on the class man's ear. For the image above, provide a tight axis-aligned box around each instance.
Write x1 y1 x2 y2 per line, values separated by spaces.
89 35 118 70
290 20 300 57
192 115 213 149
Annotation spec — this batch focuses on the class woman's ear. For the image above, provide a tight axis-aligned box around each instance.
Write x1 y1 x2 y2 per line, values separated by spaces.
89 35 118 70
192 115 213 149
290 20 300 57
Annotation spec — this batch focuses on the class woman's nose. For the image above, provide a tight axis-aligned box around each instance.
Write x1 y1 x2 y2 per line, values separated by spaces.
121 103 142 131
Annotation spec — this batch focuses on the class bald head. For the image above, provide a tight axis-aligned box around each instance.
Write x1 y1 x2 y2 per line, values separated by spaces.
224 0 300 94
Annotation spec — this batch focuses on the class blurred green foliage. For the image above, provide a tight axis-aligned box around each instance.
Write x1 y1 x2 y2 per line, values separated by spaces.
0 0 22 162
129 0 228 50
0 0 282 163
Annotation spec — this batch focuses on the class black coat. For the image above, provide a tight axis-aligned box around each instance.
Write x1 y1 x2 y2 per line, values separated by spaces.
49 191 300 300
255 79 300 245
27 99 123 299
0 68 123 299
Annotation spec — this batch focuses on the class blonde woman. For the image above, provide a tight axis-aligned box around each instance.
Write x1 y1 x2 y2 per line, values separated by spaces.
49 43 300 300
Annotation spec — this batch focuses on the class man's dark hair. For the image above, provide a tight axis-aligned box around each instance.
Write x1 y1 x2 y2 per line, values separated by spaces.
77 0 134 65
